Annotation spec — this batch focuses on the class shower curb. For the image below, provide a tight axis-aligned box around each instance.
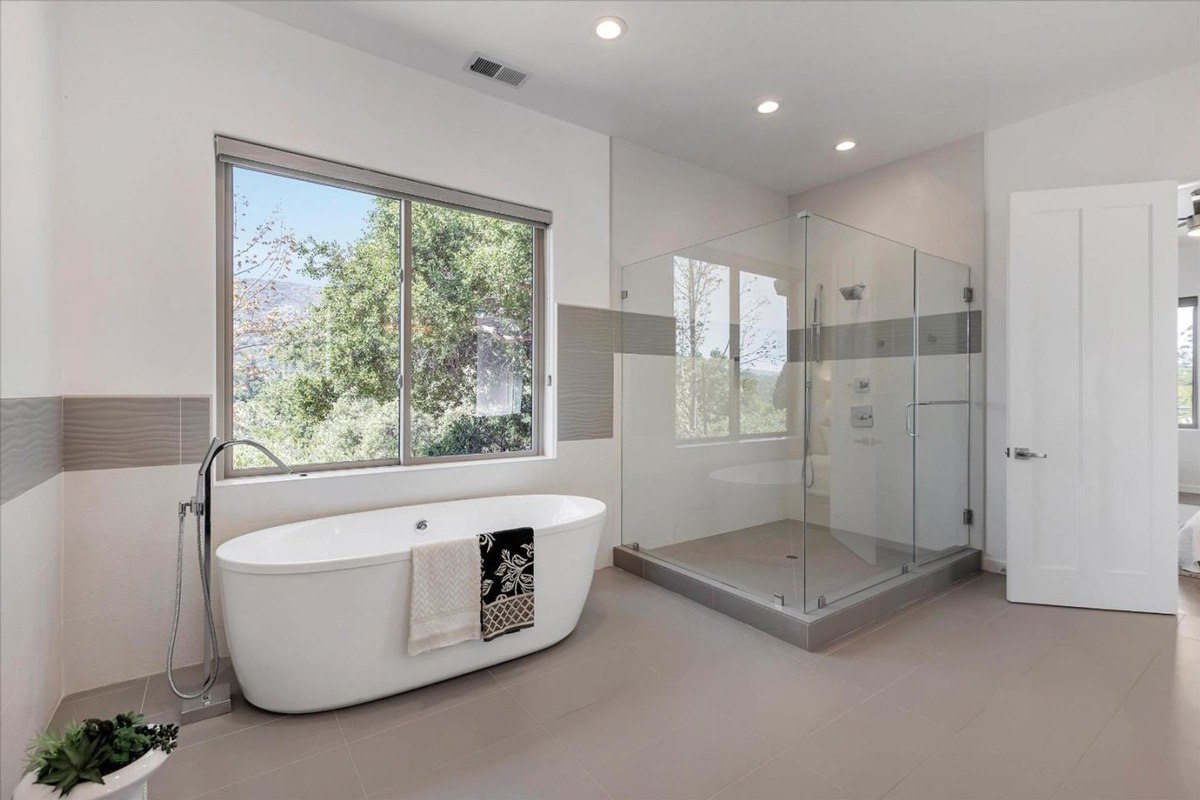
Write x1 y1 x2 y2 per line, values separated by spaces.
612 545 981 651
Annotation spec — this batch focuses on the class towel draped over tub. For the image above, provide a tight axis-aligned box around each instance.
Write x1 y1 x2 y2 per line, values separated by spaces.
407 538 482 656
408 527 535 655
479 527 535 641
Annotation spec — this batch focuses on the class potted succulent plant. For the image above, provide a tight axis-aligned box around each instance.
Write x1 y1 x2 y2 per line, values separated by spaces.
15 713 178 800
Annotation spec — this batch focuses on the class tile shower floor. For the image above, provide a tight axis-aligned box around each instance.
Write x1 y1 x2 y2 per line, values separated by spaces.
653 520 927 609
48 570 1200 800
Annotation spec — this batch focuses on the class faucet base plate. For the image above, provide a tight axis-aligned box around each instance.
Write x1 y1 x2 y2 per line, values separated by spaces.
180 682 231 725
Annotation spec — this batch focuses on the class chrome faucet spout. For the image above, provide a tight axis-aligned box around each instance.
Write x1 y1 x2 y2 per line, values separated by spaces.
194 437 291 513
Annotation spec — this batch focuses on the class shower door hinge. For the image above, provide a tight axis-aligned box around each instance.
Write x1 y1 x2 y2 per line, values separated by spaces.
962 287 974 303
620 290 629 299
546 374 553 387
962 507 974 525
399 268 405 284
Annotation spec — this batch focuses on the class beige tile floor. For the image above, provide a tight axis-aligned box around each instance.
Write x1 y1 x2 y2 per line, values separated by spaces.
45 569 1200 800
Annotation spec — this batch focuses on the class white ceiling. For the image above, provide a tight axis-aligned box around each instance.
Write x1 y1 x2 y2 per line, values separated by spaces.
233 1 1199 196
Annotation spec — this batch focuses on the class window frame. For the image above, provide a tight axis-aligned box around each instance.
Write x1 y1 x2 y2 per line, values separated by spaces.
1182 295 1198 430
216 138 549 478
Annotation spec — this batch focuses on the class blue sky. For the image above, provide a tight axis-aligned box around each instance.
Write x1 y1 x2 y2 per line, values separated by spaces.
233 166 378 286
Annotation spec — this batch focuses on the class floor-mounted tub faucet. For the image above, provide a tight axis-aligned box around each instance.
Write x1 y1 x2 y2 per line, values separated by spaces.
168 437 290 724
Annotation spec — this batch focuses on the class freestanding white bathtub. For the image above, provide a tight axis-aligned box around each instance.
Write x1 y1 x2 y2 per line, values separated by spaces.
216 494 606 713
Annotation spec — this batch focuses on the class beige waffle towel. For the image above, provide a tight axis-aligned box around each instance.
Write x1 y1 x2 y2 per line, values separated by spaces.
408 538 481 655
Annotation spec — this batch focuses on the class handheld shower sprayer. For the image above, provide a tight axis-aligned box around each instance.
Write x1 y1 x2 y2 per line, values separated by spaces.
167 437 290 720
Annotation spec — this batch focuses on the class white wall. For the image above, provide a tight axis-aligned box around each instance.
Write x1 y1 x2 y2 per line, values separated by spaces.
612 138 790 268
984 65 1200 568
0 2 63 796
788 135 985 273
1181 241 1200 493
52 0 612 693
789 137 986 556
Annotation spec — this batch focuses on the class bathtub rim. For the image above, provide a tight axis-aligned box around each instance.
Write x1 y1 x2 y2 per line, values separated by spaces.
216 493 606 576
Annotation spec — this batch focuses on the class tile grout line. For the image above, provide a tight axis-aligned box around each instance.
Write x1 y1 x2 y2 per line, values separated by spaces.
815 572 992 657
1042 632 1175 799
350 679 546 798
171 701 283 750
363 680 592 800
186 742 350 800
55 678 148 716
337 674 506 746
137 676 151 716
709 584 1012 797
331 705 369 800
499 678 615 800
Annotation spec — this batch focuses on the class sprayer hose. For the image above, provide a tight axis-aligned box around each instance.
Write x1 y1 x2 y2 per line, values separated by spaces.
166 506 221 700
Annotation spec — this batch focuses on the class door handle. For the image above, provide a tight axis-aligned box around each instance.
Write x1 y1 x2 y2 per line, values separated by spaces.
1010 447 1047 460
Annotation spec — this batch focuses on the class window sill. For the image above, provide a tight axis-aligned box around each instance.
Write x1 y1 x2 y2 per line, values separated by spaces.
218 452 557 488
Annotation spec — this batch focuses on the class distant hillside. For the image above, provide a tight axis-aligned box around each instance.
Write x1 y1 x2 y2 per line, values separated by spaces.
235 278 322 325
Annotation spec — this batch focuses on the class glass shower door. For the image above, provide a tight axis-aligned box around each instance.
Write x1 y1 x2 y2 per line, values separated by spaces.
803 215 916 612
912 252 973 562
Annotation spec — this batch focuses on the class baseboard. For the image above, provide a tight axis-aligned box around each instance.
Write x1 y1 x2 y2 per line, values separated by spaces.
982 556 1006 574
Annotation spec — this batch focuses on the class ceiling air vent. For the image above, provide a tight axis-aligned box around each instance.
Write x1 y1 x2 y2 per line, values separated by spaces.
466 52 528 88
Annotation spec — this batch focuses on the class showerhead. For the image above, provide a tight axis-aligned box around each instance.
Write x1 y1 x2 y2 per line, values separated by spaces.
839 283 866 300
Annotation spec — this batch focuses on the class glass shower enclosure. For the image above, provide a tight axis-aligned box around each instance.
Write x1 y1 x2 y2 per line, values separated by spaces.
620 213 980 614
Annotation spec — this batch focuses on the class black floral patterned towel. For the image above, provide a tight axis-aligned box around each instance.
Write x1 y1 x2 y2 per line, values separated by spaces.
478 527 535 641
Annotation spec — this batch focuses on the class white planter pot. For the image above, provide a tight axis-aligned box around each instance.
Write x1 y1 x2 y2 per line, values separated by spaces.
13 750 168 800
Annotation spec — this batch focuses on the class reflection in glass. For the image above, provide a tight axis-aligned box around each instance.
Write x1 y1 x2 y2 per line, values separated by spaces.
674 256 730 440
739 272 789 435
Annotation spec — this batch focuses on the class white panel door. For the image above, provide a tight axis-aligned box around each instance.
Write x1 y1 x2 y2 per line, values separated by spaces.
1007 181 1177 614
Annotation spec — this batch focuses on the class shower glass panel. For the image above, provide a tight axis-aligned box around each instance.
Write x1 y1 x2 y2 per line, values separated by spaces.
913 252 974 563
621 216 806 606
619 212 978 616
802 215 916 612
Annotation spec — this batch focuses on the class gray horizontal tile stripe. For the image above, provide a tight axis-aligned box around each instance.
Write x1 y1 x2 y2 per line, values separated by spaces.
557 304 675 356
557 303 667 441
63 396 212 471
557 304 615 441
786 311 981 362
181 397 212 464
917 312 969 356
787 328 807 363
558 350 613 441
0 397 63 505
558 305 617 353
620 311 675 356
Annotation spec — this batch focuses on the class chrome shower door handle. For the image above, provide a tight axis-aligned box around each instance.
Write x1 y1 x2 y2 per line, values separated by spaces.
905 401 918 437
1011 447 1047 460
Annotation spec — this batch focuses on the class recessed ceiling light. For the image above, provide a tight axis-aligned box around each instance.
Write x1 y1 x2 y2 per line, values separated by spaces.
756 100 780 114
835 140 856 152
594 16 626 40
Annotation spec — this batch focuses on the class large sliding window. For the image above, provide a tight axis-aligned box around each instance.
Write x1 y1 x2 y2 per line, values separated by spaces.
219 139 546 474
